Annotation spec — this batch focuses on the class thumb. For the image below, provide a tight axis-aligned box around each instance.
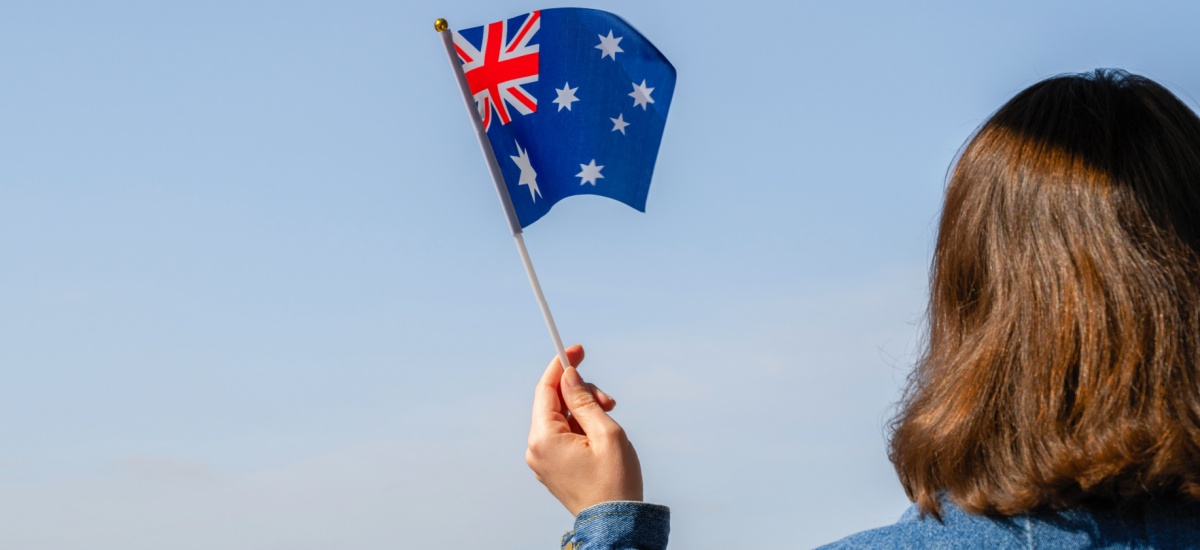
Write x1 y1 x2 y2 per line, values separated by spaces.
561 366 620 436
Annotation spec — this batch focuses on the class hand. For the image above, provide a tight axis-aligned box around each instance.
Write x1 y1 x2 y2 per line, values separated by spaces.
526 344 644 516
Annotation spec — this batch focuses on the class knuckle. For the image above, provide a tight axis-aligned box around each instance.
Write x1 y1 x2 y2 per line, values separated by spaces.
526 436 545 456
595 423 626 441
569 392 602 411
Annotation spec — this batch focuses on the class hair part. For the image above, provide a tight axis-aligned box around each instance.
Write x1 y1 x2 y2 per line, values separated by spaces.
890 69 1200 518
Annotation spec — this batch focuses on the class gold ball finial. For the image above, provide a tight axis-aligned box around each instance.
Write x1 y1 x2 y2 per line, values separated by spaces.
434 18 449 32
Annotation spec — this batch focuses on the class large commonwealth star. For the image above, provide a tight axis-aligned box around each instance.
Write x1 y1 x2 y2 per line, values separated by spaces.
510 140 541 201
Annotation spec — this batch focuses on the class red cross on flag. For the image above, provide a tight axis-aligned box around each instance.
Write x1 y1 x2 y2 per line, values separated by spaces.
452 10 541 131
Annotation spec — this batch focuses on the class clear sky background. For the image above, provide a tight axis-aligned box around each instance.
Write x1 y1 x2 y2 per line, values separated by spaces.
3 1 1200 548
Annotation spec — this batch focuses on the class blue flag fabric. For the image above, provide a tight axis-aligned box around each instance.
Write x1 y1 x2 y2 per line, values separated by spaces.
454 8 676 228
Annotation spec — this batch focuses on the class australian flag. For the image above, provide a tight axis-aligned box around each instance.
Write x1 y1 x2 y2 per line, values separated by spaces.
453 8 676 228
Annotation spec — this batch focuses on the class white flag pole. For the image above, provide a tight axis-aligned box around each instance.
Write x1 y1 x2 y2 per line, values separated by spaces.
436 18 573 373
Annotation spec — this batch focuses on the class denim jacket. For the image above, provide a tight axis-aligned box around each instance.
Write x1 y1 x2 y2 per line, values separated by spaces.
819 496 1200 549
561 497 1200 549
560 501 670 550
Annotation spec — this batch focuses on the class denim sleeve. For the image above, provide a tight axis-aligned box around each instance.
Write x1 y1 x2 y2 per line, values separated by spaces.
560 501 671 550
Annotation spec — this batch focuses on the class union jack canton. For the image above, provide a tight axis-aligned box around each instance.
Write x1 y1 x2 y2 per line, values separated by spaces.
453 8 677 228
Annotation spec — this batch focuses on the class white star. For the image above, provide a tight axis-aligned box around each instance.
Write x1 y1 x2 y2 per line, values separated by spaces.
595 30 624 60
610 113 630 135
576 159 604 186
510 140 540 201
629 80 655 110
553 82 580 111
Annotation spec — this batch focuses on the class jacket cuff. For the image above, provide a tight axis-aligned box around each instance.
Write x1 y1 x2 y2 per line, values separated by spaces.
561 501 671 550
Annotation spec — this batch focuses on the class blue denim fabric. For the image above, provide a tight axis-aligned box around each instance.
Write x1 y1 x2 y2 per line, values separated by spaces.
819 496 1200 549
561 501 670 550
563 497 1200 549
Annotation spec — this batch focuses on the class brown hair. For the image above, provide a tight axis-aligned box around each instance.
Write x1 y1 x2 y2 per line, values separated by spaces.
890 69 1200 517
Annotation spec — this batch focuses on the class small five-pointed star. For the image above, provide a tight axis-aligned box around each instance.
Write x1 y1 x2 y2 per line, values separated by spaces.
553 82 580 111
510 140 541 200
610 113 630 135
629 80 655 110
595 30 623 60
576 159 605 185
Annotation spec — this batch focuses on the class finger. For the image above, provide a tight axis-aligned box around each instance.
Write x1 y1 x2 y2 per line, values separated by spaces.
532 345 585 436
560 366 621 437
589 383 617 412
533 345 585 417
565 386 613 433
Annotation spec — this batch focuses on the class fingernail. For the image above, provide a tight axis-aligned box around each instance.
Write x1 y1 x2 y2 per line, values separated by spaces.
563 366 584 389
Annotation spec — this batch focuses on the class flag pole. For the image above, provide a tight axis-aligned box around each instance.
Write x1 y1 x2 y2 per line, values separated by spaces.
436 18 574 374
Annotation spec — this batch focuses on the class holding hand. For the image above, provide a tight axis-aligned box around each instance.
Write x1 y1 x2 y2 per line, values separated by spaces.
526 344 644 516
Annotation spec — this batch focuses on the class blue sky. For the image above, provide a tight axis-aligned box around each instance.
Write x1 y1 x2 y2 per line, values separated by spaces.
3 1 1200 548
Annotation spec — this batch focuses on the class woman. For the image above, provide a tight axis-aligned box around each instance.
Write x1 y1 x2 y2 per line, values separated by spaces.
525 69 1200 549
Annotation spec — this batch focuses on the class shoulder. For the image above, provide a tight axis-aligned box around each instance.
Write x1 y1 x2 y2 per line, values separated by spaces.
817 497 1200 549
816 500 1031 550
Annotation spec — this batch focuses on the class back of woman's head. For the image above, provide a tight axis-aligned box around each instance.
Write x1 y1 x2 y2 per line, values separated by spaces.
890 69 1200 517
